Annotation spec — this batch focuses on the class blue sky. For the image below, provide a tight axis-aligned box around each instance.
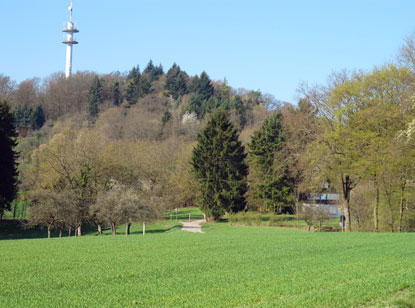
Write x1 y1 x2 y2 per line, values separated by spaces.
1 0 414 103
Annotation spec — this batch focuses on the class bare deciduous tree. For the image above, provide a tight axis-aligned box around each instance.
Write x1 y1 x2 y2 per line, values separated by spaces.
91 181 158 235
28 190 78 238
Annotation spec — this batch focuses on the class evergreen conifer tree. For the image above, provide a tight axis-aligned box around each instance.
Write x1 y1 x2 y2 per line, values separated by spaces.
231 95 248 129
196 71 214 101
124 79 138 105
143 60 163 82
111 81 121 106
125 66 141 105
0 101 18 217
165 63 187 99
127 66 140 82
187 72 217 118
143 60 155 76
185 93 203 118
13 105 32 130
138 74 151 97
87 77 103 121
192 109 248 220
249 111 293 213
31 104 45 130
189 72 214 101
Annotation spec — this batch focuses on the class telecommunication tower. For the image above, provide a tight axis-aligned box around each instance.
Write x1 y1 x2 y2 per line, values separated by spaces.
62 0 79 78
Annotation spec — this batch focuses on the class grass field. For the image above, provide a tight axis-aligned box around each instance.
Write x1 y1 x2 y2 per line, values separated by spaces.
1 221 415 307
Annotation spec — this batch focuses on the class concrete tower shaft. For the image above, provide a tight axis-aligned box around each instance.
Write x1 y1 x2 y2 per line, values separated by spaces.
62 1 79 78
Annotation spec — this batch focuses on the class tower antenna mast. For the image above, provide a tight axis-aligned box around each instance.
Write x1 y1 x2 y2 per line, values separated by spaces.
69 0 73 22
62 0 79 78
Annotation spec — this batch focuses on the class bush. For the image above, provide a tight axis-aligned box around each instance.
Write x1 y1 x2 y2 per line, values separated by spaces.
228 211 262 226
268 213 277 226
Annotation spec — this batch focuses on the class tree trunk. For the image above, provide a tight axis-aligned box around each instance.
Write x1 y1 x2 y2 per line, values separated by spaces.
77 225 82 237
47 225 51 239
341 198 352 232
373 178 379 232
126 223 131 235
399 202 403 233
97 224 102 235
68 227 72 237
389 208 395 232
398 181 406 233
143 222 146 236
381 175 395 232
59 229 62 238
385 193 394 232
346 203 351 232
341 175 355 232
13 202 17 219
111 222 116 235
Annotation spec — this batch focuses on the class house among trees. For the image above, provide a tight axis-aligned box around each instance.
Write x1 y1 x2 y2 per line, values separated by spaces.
300 183 341 217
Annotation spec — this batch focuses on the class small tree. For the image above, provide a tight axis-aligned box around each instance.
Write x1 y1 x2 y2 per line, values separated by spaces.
91 182 124 235
91 181 158 235
28 190 78 238
299 203 331 231
192 109 248 220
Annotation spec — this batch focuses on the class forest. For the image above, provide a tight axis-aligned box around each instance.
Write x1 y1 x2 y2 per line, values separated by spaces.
2 33 415 235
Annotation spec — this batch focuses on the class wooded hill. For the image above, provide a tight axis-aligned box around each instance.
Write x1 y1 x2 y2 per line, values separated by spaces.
0 61 279 236
2 31 415 234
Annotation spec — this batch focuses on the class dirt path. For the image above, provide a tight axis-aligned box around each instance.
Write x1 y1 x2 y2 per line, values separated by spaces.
181 219 205 233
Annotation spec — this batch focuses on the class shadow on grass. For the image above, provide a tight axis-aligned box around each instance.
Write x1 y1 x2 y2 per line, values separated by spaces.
128 225 181 235
0 220 104 240
0 219 183 240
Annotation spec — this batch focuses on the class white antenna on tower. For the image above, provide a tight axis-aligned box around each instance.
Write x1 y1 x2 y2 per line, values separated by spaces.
69 0 73 22
62 0 79 78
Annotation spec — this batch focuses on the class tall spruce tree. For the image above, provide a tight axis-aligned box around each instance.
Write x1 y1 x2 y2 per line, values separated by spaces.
189 71 214 101
87 77 103 121
124 65 152 105
124 66 141 105
165 63 187 99
0 101 18 218
13 105 32 130
138 74 151 97
31 104 45 130
192 109 248 220
111 81 121 106
249 111 293 213
143 60 164 82
186 72 220 118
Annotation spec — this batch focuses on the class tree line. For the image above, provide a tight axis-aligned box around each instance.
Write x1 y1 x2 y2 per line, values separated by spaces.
2 32 415 234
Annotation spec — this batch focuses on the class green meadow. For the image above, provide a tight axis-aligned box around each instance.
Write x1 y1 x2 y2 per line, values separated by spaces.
1 221 415 308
